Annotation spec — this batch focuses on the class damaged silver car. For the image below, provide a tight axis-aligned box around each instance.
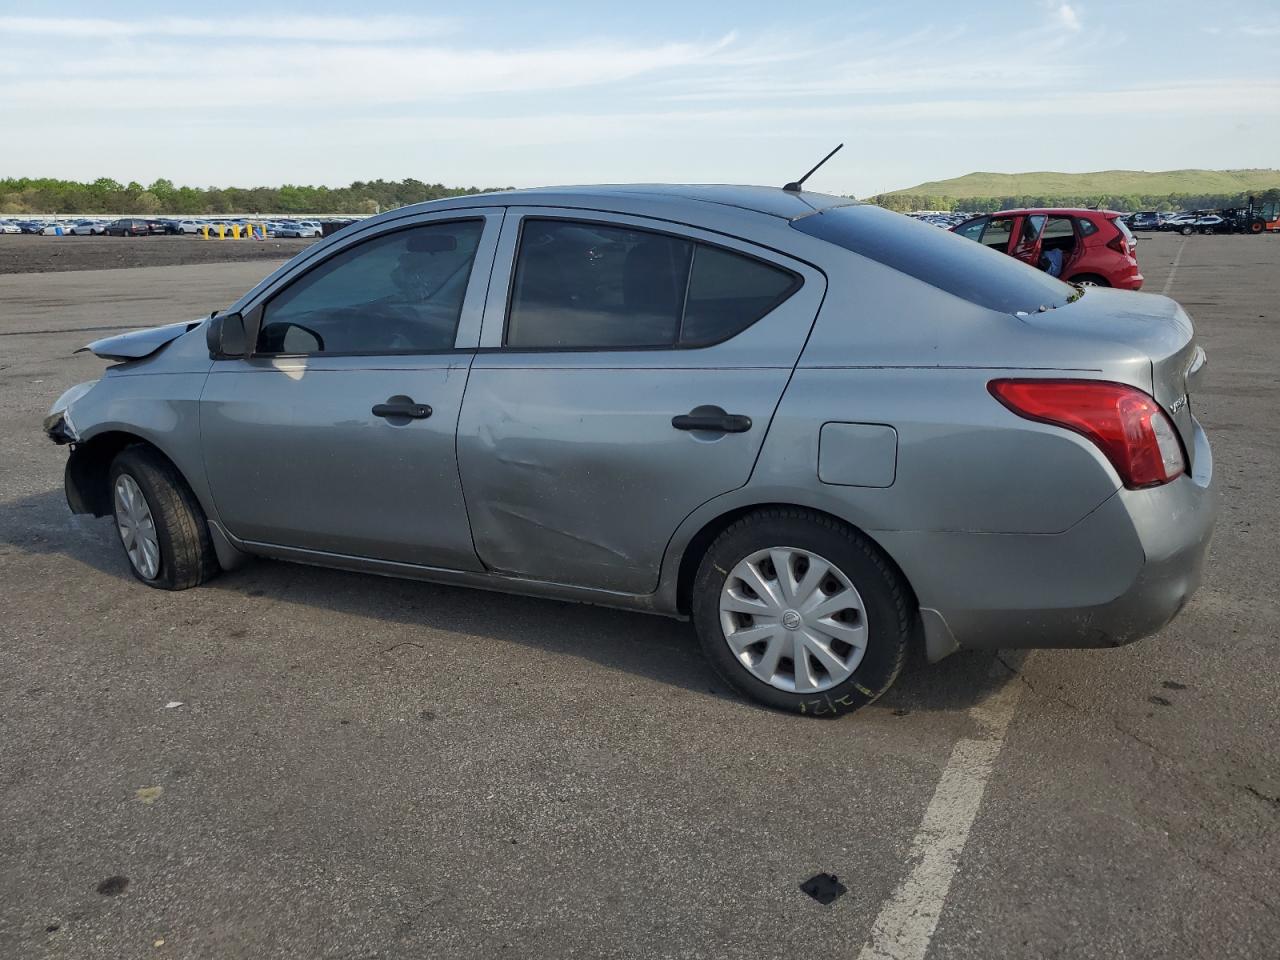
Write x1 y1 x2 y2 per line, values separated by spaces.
44 185 1216 716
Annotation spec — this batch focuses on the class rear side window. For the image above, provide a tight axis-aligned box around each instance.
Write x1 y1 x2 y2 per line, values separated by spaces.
682 245 798 346
1043 217 1074 240
506 219 799 349
1078 217 1099 236
792 204 1076 313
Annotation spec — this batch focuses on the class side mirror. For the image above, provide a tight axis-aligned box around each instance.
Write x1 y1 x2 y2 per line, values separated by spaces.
206 311 248 359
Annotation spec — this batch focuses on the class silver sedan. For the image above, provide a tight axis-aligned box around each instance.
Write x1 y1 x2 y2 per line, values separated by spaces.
43 185 1216 716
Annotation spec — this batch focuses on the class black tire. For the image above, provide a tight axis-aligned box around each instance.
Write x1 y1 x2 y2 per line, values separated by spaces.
108 445 219 590
691 508 912 718
1180 225 1193 236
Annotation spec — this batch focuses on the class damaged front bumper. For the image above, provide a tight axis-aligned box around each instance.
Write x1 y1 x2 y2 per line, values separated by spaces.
43 410 79 445
43 380 96 445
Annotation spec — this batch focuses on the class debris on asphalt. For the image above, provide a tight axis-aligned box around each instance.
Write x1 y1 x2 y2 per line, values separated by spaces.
164 701 183 709
95 876 129 896
135 786 164 805
800 873 847 905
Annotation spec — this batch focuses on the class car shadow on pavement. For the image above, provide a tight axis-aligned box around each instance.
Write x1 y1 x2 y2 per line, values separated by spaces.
2 488 1016 715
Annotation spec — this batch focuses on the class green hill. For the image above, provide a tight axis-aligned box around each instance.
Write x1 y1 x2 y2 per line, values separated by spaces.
882 168 1280 200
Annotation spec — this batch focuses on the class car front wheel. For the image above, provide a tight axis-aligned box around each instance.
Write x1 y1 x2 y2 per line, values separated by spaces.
691 508 912 717
109 446 219 590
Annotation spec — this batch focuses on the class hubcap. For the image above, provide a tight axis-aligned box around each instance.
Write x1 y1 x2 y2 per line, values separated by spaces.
719 547 868 693
114 475 160 580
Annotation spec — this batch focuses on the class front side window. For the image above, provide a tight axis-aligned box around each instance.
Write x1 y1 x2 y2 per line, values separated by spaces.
257 219 483 355
505 219 799 350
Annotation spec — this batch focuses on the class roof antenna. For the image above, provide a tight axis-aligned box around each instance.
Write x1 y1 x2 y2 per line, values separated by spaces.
783 143 843 193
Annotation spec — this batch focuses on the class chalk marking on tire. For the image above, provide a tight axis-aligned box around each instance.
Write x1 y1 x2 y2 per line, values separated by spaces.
855 659 1025 960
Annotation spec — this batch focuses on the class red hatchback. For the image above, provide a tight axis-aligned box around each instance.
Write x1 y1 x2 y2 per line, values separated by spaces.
951 208 1143 290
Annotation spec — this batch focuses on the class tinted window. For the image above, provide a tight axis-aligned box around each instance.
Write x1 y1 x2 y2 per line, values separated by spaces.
1021 215 1047 243
1077 217 1098 236
506 219 798 349
954 218 987 241
681 245 798 346
791 204 1076 313
257 220 483 354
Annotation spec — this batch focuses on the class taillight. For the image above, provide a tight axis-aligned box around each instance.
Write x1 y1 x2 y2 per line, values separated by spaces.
989 379 1185 488
1107 234 1128 255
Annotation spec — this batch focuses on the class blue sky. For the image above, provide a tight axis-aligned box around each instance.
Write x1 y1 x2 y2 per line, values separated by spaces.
2 1 1278 196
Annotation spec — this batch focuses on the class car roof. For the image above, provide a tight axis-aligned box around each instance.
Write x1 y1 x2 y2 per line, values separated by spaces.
396 184 857 222
987 207 1122 218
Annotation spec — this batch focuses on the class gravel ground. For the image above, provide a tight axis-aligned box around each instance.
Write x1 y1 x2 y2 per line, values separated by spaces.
0 233 1277 959
0 234 317 275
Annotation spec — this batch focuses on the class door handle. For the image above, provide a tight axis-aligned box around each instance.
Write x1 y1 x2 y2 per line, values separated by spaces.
671 405 752 433
372 396 433 420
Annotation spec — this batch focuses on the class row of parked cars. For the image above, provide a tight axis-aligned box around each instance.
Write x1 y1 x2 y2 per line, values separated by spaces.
1123 205 1280 235
0 217 337 237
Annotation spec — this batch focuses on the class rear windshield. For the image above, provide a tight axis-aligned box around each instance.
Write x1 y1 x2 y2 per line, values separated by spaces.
791 204 1076 313
1112 217 1136 243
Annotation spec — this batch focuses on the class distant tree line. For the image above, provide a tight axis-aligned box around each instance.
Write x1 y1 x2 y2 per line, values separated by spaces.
868 188 1280 213
0 177 514 215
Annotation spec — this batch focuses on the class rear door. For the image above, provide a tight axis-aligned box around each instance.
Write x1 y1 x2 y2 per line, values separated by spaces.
456 209 826 594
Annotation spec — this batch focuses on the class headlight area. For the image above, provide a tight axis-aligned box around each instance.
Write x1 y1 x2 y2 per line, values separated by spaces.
43 380 98 445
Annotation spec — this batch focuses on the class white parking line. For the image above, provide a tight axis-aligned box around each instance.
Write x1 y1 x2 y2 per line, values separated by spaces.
1161 239 1188 296
856 660 1025 960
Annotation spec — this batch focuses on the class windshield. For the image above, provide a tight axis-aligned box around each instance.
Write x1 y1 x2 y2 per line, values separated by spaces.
791 204 1077 313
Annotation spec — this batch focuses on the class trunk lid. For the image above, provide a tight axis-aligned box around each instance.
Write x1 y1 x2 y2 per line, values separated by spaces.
1017 287 1201 467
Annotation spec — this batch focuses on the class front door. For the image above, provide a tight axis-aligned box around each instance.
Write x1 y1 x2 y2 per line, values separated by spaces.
456 210 826 594
200 211 502 570
1010 213 1046 267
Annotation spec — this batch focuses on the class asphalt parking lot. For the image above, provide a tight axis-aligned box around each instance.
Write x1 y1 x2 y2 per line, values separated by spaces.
1 232 1277 959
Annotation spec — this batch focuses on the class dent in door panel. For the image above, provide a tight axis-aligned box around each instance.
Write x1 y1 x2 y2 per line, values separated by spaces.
458 365 791 593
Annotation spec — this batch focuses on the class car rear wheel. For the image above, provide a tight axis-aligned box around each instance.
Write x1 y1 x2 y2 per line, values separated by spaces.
691 508 912 717
109 446 219 590
1180 225 1194 236
1068 274 1109 287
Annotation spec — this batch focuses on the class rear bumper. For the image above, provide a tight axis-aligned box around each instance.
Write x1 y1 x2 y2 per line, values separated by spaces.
1114 266 1144 290
881 418 1216 657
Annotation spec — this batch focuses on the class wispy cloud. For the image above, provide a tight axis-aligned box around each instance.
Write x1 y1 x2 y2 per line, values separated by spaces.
0 15 459 42
1044 1 1083 32
0 35 736 109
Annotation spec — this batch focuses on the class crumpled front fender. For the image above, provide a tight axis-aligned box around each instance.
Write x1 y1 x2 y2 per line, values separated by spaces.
79 320 201 361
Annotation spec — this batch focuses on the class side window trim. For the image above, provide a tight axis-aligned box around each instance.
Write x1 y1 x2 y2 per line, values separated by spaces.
492 211 803 354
